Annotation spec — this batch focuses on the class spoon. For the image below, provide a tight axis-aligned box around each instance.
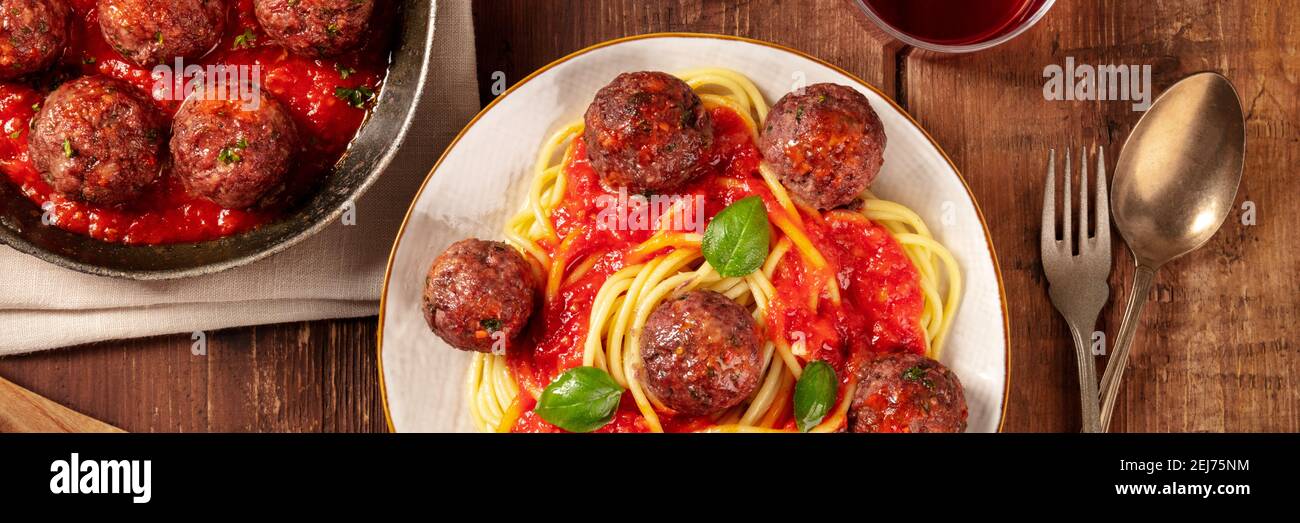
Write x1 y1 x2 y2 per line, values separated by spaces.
1099 72 1245 431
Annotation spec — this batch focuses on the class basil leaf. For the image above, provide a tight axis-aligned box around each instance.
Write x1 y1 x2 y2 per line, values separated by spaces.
702 196 770 277
534 367 624 433
794 361 837 433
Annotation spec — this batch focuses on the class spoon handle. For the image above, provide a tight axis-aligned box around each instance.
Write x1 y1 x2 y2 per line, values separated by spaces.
1099 264 1157 431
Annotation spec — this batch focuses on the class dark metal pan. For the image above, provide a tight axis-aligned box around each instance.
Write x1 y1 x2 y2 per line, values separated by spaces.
0 0 433 280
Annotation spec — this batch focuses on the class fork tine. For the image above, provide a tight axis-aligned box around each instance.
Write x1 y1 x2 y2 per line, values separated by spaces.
1063 148 1073 252
1078 146 1090 249
1041 149 1057 251
1096 145 1110 247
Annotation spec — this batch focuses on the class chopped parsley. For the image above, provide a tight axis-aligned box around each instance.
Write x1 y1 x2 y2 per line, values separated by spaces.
233 28 256 50
62 138 74 158
901 365 926 382
480 318 502 332
154 31 164 46
335 63 355 80
334 85 375 108
217 138 249 165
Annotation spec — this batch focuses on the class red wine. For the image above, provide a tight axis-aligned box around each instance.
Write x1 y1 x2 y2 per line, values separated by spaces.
863 0 1047 46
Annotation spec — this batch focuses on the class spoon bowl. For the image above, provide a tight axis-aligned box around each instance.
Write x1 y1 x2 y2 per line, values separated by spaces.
1112 72 1246 267
1099 72 1246 430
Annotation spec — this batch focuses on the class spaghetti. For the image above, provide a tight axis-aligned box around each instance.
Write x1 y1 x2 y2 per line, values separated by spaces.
467 69 961 433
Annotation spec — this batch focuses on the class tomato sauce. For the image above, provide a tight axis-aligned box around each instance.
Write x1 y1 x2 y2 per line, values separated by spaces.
508 106 925 433
0 0 394 244
766 214 927 370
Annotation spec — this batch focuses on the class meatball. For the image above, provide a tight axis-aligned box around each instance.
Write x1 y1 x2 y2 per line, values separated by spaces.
0 0 71 80
254 0 375 59
170 86 299 209
30 76 165 206
97 0 225 67
640 290 762 416
760 83 887 210
848 352 967 433
422 239 536 353
583 71 713 194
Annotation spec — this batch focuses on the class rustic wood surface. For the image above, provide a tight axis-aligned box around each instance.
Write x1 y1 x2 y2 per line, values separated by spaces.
0 376 122 432
0 0 1295 432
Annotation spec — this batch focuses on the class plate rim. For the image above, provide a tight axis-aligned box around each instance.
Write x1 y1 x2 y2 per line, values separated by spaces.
376 32 1012 433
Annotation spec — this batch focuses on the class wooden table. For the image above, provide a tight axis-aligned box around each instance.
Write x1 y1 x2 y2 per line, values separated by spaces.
1 0 1295 432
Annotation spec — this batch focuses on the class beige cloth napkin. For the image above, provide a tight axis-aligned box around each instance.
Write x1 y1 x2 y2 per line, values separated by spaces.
0 0 479 355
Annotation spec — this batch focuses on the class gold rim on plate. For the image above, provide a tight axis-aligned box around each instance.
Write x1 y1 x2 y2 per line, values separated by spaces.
375 32 1013 433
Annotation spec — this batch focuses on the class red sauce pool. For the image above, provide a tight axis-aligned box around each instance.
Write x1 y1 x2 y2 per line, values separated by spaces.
0 0 395 244
507 107 926 433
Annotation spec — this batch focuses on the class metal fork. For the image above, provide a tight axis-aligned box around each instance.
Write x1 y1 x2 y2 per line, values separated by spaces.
1040 147 1111 433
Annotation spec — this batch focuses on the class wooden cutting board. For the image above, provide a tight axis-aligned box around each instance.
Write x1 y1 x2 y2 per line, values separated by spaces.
0 376 123 433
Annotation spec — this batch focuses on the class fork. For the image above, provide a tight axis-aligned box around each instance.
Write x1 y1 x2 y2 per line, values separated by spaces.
1040 147 1111 433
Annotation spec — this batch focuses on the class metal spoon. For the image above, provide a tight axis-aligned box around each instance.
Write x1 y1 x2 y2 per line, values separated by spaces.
1099 72 1246 431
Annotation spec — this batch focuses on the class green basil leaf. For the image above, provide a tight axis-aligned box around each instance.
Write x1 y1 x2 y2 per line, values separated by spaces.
702 196 770 277
534 367 624 433
794 360 837 433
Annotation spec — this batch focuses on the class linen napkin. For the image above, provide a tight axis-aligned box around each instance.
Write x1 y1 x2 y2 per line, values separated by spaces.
0 0 480 355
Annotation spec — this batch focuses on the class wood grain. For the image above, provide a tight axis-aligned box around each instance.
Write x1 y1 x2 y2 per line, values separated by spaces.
469 0 898 100
0 376 122 432
0 0 1295 433
0 319 385 432
901 0 1300 432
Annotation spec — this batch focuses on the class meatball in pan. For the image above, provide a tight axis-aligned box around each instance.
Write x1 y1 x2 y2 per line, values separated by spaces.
170 86 299 209
583 71 713 194
640 290 763 416
0 0 71 80
30 75 166 206
254 0 375 59
422 239 537 353
760 83 887 210
97 0 226 67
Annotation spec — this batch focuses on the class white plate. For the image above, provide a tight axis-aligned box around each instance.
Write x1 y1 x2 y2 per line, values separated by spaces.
378 34 1009 433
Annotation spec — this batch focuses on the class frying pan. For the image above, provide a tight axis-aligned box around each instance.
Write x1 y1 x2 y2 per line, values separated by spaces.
0 0 434 280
